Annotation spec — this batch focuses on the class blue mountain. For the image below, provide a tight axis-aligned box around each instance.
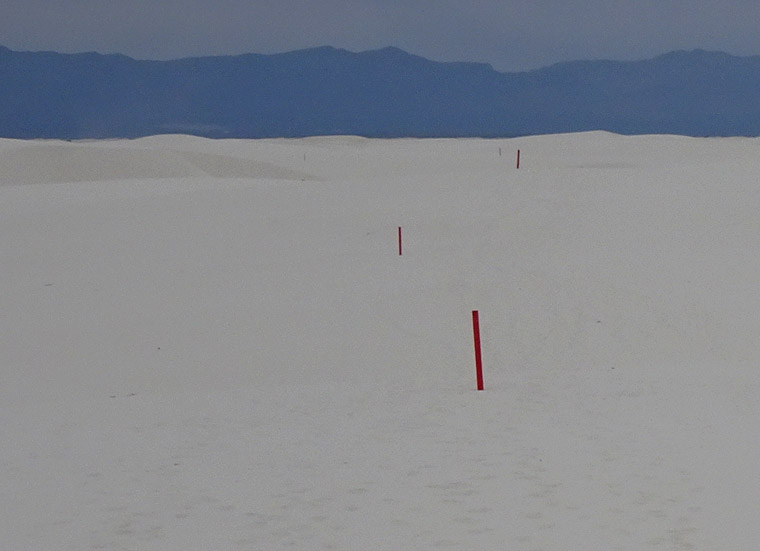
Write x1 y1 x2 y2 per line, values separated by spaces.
2 45 760 139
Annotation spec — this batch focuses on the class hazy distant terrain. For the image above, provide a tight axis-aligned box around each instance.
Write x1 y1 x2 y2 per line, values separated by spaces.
2 45 760 139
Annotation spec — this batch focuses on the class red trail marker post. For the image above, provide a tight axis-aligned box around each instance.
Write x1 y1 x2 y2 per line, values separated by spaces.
398 226 402 256
516 149 521 169
472 310 484 390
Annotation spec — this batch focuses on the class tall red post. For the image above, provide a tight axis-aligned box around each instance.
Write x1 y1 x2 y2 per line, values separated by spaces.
398 226 402 256
472 310 484 390
516 149 521 169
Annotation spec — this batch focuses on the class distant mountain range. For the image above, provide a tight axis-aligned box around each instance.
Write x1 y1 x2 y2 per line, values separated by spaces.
2 45 760 139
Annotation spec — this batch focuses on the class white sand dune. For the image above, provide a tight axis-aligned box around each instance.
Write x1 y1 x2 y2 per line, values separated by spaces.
0 138 311 185
2 132 760 549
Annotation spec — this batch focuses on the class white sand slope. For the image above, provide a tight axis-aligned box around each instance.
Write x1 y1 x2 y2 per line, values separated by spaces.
2 132 760 549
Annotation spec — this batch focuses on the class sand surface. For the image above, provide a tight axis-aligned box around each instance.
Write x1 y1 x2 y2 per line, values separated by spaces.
3 132 760 549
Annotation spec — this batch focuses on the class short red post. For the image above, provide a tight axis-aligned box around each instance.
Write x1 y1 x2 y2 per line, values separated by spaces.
398 226 402 256
516 149 521 169
472 310 484 390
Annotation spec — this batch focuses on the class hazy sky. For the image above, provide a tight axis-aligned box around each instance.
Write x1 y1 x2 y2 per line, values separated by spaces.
3 0 760 71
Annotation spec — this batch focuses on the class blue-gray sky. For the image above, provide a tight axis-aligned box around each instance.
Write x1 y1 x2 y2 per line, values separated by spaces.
2 0 760 71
